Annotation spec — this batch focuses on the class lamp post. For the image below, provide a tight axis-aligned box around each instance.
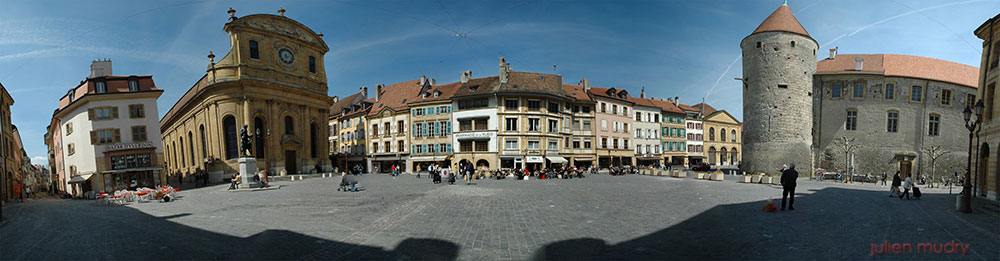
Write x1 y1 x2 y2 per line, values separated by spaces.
959 100 984 213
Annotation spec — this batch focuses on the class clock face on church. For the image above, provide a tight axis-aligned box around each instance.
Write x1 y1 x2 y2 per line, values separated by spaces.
277 47 295 65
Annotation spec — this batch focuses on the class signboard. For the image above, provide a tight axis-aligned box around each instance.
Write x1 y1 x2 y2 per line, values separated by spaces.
454 132 495 139
526 156 544 163
106 142 155 151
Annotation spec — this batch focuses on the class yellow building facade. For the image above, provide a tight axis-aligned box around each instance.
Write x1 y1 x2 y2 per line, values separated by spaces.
703 111 741 167
160 10 332 179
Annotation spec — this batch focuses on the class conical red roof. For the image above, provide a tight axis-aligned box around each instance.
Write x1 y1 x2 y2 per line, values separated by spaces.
751 5 811 38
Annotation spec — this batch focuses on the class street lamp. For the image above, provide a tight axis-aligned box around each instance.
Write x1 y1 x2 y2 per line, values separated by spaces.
959 100 984 213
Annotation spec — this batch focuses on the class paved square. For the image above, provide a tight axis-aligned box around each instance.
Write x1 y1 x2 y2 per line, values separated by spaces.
2 174 997 260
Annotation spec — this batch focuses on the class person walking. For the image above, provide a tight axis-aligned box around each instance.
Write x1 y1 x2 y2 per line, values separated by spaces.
889 171 901 197
25 186 32 200
899 175 914 200
880 170 887 187
780 163 798 211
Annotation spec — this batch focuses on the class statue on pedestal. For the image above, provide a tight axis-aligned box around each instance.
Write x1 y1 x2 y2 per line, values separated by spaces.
240 124 254 157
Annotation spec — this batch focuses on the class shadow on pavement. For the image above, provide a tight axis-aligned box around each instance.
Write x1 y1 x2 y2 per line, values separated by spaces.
532 187 1000 260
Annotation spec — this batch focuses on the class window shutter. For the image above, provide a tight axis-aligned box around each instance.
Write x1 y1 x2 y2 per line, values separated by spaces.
111 107 119 119
113 129 121 143
412 124 416 137
447 122 452 134
88 109 95 120
89 131 97 144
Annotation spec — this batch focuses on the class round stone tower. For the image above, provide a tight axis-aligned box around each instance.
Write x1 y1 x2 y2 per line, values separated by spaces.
740 3 816 174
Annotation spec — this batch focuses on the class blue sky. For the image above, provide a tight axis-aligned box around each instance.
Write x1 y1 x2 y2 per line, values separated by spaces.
1 0 996 166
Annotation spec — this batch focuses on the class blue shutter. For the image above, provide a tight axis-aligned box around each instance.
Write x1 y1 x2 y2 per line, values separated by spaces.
412 124 416 137
447 144 452 152
447 121 452 134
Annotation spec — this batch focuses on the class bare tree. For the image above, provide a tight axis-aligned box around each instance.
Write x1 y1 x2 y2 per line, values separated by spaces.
921 145 949 188
835 136 861 183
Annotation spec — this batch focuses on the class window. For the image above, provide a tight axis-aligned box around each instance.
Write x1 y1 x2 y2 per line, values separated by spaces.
612 105 617 115
572 140 580 149
967 94 977 108
887 111 899 133
398 120 405 134
188 131 195 165
96 81 107 93
129 104 145 119
308 56 316 73
548 119 558 132
624 123 630 133
285 116 294 135
459 119 472 131
91 129 119 144
458 98 488 109
601 138 607 148
132 126 147 142
67 143 75 156
128 80 139 92
311 123 318 158
731 130 737 142
846 110 857 130
505 99 518 111
223 116 238 159
460 141 473 152
505 118 518 131
474 141 488 151
600 103 606 113
582 120 591 131
548 140 558 150
384 122 391 136
624 139 629 149
200 125 207 158
505 139 518 150
584 140 592 149
940 89 952 105
527 100 540 111
582 106 590 113
601 120 607 131
720 128 727 142
832 82 842 98
528 118 540 132
474 119 487 130
528 140 540 150
90 106 117 120
709 127 716 141
398 141 405 152
547 102 559 113
853 82 865 98
249 40 260 59
928 114 940 136
613 139 619 149
885 83 895 100
573 120 580 130
911 85 923 102
65 122 73 135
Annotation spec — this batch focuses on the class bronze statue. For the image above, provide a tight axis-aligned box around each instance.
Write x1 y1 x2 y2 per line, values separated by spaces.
240 124 254 157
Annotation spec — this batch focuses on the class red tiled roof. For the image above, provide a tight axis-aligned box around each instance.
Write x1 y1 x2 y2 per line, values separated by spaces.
648 99 685 114
367 80 422 116
588 87 634 103
414 81 462 104
816 54 978 88
677 103 698 112
329 92 365 117
751 5 811 38
561 84 592 101
690 103 717 115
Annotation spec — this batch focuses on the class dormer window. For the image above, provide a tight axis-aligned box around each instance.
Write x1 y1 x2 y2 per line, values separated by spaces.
433 91 441 97
422 93 429 98
67 89 75 102
95 81 107 94
469 85 479 91
128 80 139 92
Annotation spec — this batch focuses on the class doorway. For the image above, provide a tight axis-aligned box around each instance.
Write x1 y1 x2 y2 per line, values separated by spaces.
979 143 990 197
899 160 912 178
285 150 297 174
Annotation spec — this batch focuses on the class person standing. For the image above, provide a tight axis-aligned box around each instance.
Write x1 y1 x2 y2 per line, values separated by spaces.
899 175 914 200
881 170 887 187
24 186 32 201
780 163 798 211
889 171 901 197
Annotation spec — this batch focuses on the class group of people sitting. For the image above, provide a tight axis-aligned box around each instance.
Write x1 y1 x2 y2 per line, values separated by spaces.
608 165 638 176
228 169 270 190
497 165 589 180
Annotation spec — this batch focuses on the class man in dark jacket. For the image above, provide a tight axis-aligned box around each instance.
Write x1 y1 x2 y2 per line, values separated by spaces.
889 171 901 197
780 163 799 211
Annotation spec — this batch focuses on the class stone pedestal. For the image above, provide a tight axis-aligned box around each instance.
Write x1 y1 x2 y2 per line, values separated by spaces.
239 157 259 189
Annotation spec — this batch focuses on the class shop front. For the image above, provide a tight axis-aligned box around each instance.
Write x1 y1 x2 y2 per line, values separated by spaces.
636 156 661 167
545 155 568 168
411 156 449 173
102 151 165 192
571 157 593 168
525 156 544 171
500 155 523 170
371 154 408 174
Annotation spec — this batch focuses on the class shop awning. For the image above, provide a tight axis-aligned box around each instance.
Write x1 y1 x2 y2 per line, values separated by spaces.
637 157 661 160
546 156 568 164
411 156 447 162
573 157 594 161
526 156 544 163
68 174 94 184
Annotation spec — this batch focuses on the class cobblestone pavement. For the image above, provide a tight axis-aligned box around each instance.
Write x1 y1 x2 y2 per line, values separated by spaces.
1 173 997 260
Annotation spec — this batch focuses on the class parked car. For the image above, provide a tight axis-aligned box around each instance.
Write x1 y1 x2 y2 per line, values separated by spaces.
691 163 711 171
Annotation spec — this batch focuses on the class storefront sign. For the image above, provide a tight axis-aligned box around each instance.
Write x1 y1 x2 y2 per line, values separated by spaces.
526 156 544 163
454 132 495 139
107 142 155 151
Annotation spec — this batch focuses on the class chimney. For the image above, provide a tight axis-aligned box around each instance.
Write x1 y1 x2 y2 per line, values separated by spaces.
89 59 112 78
332 96 339 103
640 87 646 99
375 84 384 102
360 86 368 99
419 75 427 86
429 78 436 85
667 98 673 103
499 57 509 84
460 70 472 83
579 78 590 92
828 47 837 60
855 57 864 71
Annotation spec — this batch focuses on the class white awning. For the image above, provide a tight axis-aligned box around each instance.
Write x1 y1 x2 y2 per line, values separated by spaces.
67 174 94 184
546 156 568 164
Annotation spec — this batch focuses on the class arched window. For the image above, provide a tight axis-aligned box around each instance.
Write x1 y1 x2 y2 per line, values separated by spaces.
790 41 795 47
310 123 318 158
199 125 207 158
709 127 716 141
223 116 238 159
249 40 259 59
720 128 727 142
165 144 171 168
188 131 195 166
254 117 266 159
171 141 178 167
285 116 294 135
731 130 737 142
179 136 186 167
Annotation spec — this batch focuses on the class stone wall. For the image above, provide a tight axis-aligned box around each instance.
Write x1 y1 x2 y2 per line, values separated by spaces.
741 31 817 174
